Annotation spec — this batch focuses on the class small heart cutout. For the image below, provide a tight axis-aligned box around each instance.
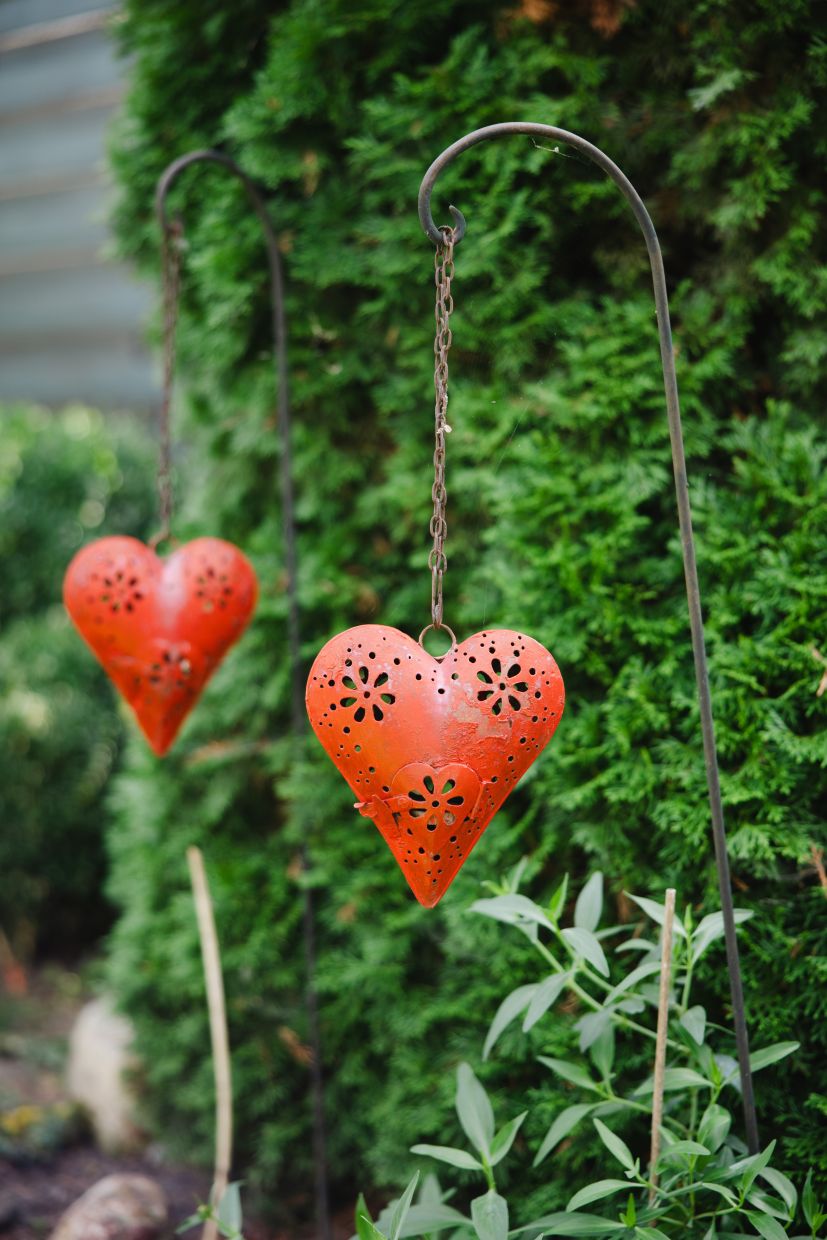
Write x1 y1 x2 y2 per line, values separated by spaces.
64 536 258 755
306 624 564 906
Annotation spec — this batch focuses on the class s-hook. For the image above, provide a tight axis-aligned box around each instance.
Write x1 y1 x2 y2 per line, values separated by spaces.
156 150 332 1238
418 122 759 1154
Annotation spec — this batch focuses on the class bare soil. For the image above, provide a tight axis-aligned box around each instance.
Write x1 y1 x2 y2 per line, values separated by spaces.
0 1147 210 1238
0 964 353 1239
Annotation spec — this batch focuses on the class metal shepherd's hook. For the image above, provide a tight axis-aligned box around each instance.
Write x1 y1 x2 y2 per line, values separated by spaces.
156 150 332 1237
418 122 759 1153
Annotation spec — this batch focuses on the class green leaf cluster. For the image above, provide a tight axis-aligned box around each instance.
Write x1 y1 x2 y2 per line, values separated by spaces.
377 876 823 1239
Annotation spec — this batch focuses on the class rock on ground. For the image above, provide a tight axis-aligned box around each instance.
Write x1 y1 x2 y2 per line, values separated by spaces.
48 1173 166 1240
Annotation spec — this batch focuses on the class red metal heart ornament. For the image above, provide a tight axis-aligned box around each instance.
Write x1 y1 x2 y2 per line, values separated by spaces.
64 535 258 756
306 624 564 906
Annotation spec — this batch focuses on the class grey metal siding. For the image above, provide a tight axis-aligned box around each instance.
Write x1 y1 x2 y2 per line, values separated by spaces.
0 1 157 411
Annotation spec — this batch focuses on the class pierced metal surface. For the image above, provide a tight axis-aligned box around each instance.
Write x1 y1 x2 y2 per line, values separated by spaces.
64 535 257 755
306 624 564 906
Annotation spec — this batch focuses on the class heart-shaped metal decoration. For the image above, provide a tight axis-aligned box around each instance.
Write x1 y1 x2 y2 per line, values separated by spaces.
64 535 258 756
306 624 564 906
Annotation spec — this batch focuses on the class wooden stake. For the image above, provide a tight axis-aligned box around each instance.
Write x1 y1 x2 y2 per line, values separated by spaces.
649 887 676 1202
187 846 233 1240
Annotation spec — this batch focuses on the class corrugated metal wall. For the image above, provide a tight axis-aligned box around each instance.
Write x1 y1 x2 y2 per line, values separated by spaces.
0 0 157 410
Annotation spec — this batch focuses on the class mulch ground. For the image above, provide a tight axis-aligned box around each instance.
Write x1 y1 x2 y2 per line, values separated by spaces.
0 965 356 1239
0 1146 211 1238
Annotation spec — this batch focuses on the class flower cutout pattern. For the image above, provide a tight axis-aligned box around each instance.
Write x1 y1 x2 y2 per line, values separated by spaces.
476 656 530 716
340 664 396 723
405 772 467 831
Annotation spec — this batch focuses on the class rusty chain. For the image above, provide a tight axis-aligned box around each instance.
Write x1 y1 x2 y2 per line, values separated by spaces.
428 225 455 631
152 217 183 549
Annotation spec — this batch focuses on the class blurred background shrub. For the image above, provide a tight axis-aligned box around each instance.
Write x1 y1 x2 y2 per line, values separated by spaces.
0 405 153 959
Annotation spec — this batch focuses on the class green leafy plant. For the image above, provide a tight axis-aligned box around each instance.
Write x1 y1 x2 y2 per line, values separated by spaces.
179 1182 247 1239
366 871 825 1239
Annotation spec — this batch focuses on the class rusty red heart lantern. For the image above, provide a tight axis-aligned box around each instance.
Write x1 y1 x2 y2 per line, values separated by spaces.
306 624 563 906
305 226 565 904
63 218 258 756
64 535 257 755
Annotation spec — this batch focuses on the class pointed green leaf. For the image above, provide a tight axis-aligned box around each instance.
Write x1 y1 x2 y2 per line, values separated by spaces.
567 1180 633 1212
471 1191 508 1240
456 1063 494 1157
656 1140 711 1164
513 1212 626 1234
549 874 569 923
410 1144 483 1172
538 1056 602 1093
589 1021 615 1080
723 1140 776 1195
523 973 569 1031
680 1006 707 1045
802 1170 819 1229
576 1009 612 1053
759 1168 797 1217
626 893 687 939
622 1194 636 1228
388 1173 419 1240
358 1221 387 1240
574 872 603 932
562 927 610 976
533 1103 595 1166
593 1117 635 1171
698 1103 731 1153
606 960 662 1003
634 1067 710 1095
355 1193 375 1240
695 1182 737 1207
483 984 538 1059
489 1111 527 1165
395 1204 471 1237
417 1173 443 1209
745 1212 788 1240
690 909 753 961
470 895 553 931
216 1182 243 1233
750 1042 799 1072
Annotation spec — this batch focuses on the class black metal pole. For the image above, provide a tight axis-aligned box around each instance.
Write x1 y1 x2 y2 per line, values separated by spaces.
156 151 333 1232
418 122 759 1153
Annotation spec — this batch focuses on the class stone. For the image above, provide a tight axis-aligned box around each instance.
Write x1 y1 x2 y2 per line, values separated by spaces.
49 1174 167 1240
66 997 142 1153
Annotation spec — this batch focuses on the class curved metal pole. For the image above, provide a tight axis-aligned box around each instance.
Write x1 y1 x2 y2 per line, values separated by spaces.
156 151 332 1235
418 122 759 1153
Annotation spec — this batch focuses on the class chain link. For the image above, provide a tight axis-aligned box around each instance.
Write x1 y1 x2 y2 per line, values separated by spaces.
428 226 455 629
152 218 183 548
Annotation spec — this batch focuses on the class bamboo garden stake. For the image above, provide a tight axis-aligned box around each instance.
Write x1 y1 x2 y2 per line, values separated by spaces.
649 887 676 1202
187 846 233 1240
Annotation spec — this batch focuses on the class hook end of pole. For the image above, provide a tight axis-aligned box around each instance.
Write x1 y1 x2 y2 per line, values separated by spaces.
447 205 466 243
422 203 467 246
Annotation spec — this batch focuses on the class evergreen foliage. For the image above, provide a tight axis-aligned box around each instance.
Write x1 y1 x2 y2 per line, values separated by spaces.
0 406 153 956
106 0 827 1215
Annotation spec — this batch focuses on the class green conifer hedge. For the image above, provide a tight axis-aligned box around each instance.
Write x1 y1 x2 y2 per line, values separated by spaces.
105 0 826 1216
